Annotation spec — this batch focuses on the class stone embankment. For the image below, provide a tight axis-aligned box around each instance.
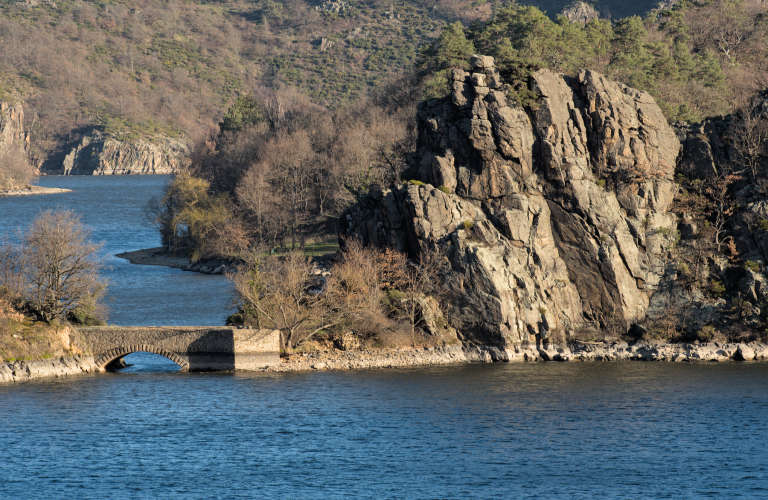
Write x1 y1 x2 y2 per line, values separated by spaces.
508 341 768 363
272 345 487 372
0 355 97 383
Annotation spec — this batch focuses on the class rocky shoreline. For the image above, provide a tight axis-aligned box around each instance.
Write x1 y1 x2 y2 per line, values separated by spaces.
266 340 768 373
4 341 768 384
116 247 235 274
0 185 71 196
0 355 98 384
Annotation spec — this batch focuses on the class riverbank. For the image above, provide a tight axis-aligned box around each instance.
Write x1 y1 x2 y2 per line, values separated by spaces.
0 185 71 196
267 340 768 372
0 355 97 383
5 340 768 383
116 247 234 274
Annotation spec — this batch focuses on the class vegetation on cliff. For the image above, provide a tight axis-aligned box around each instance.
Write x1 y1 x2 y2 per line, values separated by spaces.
420 0 768 122
139 1 768 352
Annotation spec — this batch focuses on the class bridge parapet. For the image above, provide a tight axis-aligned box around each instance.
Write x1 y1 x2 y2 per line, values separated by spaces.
76 326 281 372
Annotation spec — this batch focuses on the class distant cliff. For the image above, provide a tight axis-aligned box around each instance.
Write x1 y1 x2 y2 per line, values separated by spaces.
345 55 682 355
0 101 29 155
0 100 35 189
43 132 189 175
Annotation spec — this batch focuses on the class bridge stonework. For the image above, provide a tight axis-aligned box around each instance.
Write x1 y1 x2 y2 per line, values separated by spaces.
76 327 281 372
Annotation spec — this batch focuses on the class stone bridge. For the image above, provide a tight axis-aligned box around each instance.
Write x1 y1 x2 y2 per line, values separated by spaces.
75 327 281 372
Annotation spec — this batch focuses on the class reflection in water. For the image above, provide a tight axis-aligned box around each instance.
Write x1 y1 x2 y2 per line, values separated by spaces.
1 362 768 498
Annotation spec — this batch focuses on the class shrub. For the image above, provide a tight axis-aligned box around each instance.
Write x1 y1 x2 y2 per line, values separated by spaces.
696 325 718 343
709 279 726 297
745 260 761 273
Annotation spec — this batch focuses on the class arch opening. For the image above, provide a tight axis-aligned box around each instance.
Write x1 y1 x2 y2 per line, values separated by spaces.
97 345 189 372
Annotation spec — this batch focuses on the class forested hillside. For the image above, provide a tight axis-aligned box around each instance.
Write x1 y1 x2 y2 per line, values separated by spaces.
0 0 661 163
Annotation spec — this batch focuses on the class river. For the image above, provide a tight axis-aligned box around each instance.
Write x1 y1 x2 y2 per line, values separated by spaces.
1 362 768 498
0 175 234 326
2 177 768 498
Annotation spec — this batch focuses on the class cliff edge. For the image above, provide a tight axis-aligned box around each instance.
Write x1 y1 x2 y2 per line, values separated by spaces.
345 55 681 356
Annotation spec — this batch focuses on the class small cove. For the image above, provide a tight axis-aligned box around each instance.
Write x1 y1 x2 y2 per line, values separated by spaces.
0 175 235 326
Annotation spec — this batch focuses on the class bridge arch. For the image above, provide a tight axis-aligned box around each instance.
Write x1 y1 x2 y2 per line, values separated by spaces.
95 344 190 371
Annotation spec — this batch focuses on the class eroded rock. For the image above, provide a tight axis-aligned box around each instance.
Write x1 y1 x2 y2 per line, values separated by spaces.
345 55 681 351
46 132 189 175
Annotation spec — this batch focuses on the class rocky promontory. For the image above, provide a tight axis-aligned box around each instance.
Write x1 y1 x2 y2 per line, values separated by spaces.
345 55 682 358
44 131 189 175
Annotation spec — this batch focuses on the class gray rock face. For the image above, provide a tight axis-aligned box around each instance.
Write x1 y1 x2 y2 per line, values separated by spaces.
50 132 189 175
561 1 600 25
345 56 681 354
0 101 32 166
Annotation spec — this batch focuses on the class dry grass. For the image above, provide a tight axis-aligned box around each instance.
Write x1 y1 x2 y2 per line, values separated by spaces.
0 300 79 362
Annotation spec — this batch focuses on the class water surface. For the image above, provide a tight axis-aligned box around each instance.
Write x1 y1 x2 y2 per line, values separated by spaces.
1 361 767 498
0 176 234 325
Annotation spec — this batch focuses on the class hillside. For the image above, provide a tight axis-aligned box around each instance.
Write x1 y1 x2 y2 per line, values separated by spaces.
0 0 662 165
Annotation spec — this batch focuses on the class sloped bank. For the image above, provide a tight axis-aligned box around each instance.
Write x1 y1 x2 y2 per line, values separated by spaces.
0 355 98 384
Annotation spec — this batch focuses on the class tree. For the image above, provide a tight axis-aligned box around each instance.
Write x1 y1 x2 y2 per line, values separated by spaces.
735 97 768 183
231 250 381 352
22 211 106 322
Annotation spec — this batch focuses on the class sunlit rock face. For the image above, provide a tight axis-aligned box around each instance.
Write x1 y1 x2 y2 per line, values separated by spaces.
44 132 189 175
345 55 681 355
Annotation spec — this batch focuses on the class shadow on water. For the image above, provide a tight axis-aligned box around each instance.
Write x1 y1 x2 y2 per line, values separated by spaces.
116 352 182 373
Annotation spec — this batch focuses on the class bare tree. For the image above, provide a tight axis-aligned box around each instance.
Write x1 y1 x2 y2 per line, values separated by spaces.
735 98 768 183
22 211 106 322
230 243 390 352
377 245 445 334
231 251 340 352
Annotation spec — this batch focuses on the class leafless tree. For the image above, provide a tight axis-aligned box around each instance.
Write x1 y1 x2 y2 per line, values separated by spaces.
22 210 106 322
735 98 768 183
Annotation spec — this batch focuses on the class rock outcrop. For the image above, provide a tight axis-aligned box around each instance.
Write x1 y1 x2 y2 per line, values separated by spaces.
0 355 98 384
0 101 29 157
46 132 189 175
0 101 34 181
561 1 600 25
345 55 681 357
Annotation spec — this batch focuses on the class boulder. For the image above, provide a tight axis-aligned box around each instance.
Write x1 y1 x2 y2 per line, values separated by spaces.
344 56 681 350
734 344 756 361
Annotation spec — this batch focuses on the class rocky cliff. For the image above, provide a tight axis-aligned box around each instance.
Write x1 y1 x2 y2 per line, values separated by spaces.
345 55 681 357
45 132 189 175
0 101 29 155
0 100 33 179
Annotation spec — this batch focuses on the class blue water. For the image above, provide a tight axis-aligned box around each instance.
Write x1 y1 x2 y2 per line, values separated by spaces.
1 361 767 498
0 176 234 325
3 177 768 498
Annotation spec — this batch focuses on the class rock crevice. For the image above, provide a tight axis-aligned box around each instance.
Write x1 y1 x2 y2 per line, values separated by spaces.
345 56 681 354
